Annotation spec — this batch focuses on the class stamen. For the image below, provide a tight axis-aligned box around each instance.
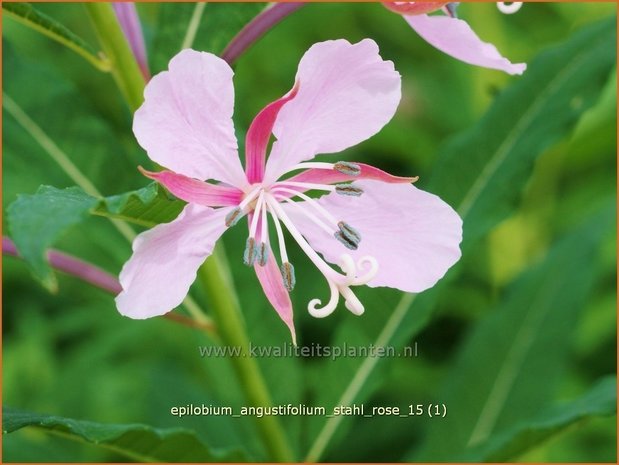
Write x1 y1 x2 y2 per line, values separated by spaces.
258 194 270 267
275 194 334 236
243 237 258 266
335 231 359 250
258 242 269 267
338 221 361 245
283 162 335 174
225 207 241 227
335 184 363 196
275 181 335 193
444 2 458 17
281 262 296 291
238 186 262 211
267 203 289 264
334 161 361 176
497 2 522 14
249 191 265 238
271 186 339 226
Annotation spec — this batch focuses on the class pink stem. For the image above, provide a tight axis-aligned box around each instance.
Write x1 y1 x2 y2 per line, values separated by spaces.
221 2 305 65
2 236 215 332
3 236 121 294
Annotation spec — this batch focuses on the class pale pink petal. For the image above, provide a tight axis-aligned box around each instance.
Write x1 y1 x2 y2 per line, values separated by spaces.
254 255 296 344
284 180 462 293
263 39 401 183
245 85 299 184
404 14 526 75
116 205 230 318
139 167 243 207
284 163 417 190
133 49 247 187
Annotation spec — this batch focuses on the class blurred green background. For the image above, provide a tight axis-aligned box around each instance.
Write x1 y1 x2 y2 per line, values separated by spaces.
2 2 616 462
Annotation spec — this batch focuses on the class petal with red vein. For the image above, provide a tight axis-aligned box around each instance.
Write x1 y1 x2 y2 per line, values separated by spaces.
245 85 299 184
140 168 243 207
284 163 417 189
263 39 401 183
254 254 296 345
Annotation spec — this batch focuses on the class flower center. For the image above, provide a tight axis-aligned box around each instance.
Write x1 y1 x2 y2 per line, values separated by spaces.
226 165 379 317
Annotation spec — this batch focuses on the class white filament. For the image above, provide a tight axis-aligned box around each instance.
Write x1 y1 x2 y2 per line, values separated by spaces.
272 185 339 225
281 162 335 175
497 2 522 14
266 193 378 318
248 190 265 239
267 203 289 264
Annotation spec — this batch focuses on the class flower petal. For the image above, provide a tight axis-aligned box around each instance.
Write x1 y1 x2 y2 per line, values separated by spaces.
140 167 243 207
404 14 527 75
254 254 296 345
245 85 299 184
116 204 229 318
133 49 247 187
284 163 417 189
112 3 150 80
284 180 462 293
263 39 401 183
383 2 449 15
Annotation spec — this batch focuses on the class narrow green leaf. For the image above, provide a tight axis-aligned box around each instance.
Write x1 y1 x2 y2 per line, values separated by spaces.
7 184 185 288
2 406 249 462
467 376 617 461
413 207 614 461
2 3 111 72
428 16 616 250
150 2 265 72
305 17 616 461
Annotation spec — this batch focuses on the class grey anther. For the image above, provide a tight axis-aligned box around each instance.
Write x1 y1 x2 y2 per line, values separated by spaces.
334 161 361 176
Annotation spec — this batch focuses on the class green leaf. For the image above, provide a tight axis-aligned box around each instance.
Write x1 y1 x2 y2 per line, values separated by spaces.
428 16 616 250
467 376 617 461
7 184 185 288
413 206 615 461
91 182 185 228
304 17 617 461
7 186 98 290
150 2 265 72
2 406 249 462
2 3 111 71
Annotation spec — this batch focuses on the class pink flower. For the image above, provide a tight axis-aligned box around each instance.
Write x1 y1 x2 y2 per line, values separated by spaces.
116 39 462 342
383 2 526 75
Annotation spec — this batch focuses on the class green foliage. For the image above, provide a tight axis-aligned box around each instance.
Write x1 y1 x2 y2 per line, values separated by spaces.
2 2 109 71
3 2 616 463
303 16 617 459
150 2 265 72
467 376 617 461
414 207 614 461
91 182 184 228
7 186 98 289
7 183 184 288
3 406 250 462
429 16 616 250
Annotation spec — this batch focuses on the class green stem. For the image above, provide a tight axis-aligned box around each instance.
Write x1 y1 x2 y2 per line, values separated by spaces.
199 245 294 462
84 3 145 112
